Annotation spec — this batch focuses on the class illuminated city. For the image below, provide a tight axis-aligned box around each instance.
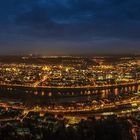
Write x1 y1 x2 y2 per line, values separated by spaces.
0 55 139 139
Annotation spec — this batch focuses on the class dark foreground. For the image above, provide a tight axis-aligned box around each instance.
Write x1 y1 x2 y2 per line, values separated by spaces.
0 112 140 140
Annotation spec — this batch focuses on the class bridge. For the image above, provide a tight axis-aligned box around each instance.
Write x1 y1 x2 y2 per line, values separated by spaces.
0 81 140 103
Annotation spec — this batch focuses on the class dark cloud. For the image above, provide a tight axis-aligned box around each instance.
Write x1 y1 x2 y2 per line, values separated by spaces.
0 0 140 54
11 0 140 39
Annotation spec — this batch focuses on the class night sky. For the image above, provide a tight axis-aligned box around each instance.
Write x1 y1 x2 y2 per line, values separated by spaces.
0 0 140 55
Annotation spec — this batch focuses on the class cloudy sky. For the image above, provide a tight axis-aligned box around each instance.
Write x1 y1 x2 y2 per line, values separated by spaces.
0 0 140 55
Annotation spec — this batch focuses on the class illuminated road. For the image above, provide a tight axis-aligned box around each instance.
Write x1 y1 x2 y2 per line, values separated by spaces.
33 75 49 87
0 81 140 90
1 95 140 121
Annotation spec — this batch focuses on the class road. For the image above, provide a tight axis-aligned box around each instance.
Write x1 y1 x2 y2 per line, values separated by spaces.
0 95 140 122
0 81 140 89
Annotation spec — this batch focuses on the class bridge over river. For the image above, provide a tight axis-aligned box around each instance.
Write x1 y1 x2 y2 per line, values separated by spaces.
0 81 140 104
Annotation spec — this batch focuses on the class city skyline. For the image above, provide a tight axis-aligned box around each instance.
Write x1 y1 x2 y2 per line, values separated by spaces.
0 0 140 55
